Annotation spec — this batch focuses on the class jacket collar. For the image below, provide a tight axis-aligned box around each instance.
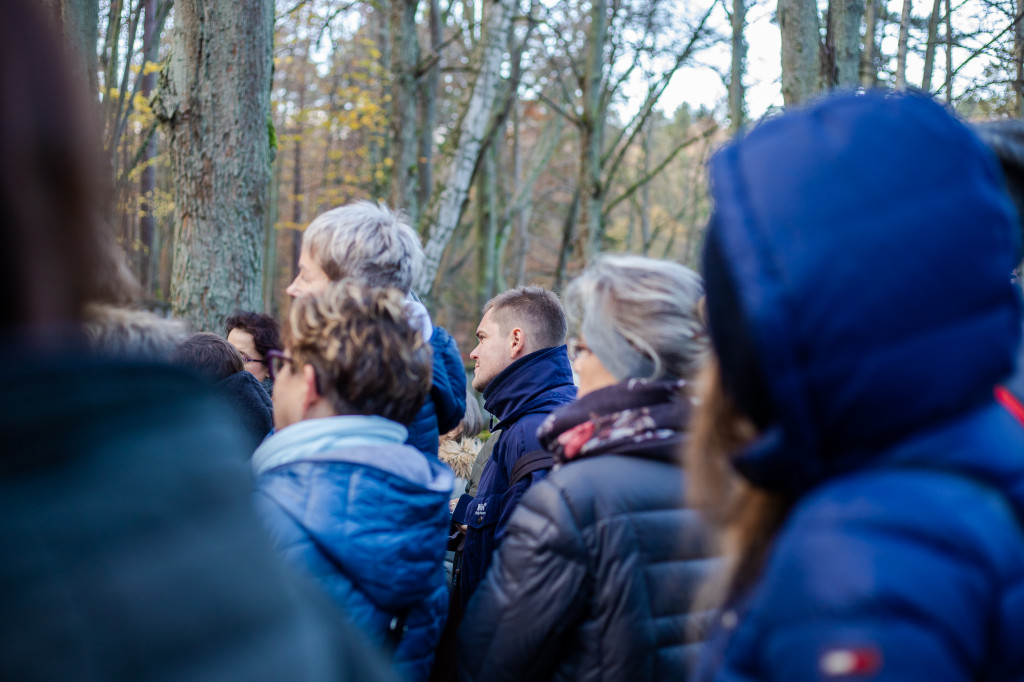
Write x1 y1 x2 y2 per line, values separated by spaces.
483 345 575 428
251 415 407 476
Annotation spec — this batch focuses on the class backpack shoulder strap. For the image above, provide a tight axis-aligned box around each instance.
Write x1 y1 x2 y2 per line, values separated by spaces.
510 449 555 487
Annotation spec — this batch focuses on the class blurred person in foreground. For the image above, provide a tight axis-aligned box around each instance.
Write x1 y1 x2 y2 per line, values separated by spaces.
83 303 188 361
688 91 1024 681
458 255 718 682
172 332 274 455
286 201 466 458
253 281 454 682
0 3 393 680
226 310 282 396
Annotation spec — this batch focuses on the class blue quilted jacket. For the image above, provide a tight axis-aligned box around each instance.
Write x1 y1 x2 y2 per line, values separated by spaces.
407 325 467 458
697 92 1024 681
253 416 454 681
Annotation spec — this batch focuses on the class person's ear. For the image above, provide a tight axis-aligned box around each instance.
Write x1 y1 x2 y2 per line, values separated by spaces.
301 363 321 415
509 327 526 360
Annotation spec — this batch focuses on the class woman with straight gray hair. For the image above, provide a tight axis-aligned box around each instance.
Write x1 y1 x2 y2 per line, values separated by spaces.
458 255 718 682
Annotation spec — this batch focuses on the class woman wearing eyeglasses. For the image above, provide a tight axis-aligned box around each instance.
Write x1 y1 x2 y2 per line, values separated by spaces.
458 255 718 682
252 280 454 682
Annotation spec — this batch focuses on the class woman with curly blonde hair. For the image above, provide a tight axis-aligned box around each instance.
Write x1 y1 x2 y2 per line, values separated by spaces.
253 280 454 682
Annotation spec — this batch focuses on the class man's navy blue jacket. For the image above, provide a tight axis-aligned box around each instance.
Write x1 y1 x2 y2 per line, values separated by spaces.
696 91 1024 681
456 345 576 605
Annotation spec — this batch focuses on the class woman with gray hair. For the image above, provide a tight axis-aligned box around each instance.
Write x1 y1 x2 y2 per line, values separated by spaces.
458 255 718 682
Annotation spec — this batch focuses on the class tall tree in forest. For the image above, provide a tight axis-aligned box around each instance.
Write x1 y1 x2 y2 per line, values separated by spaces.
895 0 913 88
729 0 747 132
921 0 943 91
41 0 100 97
156 0 275 330
416 0 516 294
138 0 160 293
779 0 865 105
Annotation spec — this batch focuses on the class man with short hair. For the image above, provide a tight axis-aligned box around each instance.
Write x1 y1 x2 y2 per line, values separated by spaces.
454 286 576 607
286 201 466 458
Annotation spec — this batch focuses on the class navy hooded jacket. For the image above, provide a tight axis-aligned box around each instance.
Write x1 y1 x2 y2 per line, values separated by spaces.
697 92 1024 681
457 345 576 605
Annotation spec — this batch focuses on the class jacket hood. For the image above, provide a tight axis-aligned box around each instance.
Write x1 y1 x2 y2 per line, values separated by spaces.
483 345 577 429
705 91 1024 495
254 416 454 610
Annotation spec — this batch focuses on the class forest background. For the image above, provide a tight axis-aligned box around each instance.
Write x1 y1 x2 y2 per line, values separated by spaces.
42 0 1024 352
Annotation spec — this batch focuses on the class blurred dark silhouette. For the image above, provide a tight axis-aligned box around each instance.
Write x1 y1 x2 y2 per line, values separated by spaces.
0 3 394 680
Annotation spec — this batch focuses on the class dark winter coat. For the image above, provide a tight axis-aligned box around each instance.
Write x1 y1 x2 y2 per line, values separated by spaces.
253 415 455 682
454 345 576 605
407 325 467 458
0 347 394 681
215 369 273 455
458 379 717 682
697 91 1024 681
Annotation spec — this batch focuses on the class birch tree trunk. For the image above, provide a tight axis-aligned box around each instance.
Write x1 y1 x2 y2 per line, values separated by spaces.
779 0 822 105
921 0 943 91
416 0 515 295
895 0 912 89
157 0 274 330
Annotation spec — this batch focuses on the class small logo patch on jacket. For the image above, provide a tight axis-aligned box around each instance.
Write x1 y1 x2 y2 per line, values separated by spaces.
819 647 882 677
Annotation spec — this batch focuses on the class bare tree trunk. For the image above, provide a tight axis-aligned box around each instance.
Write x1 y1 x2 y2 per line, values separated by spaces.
895 0 912 89
945 0 953 101
41 0 100 98
370 4 391 201
390 0 422 223
138 0 159 295
417 0 515 295
554 186 581 291
921 0 943 91
1015 0 1024 116
417 0 443 218
511 105 530 286
729 0 746 132
861 0 879 86
825 0 865 88
157 0 274 331
779 0 822 106
581 0 608 262
640 122 652 256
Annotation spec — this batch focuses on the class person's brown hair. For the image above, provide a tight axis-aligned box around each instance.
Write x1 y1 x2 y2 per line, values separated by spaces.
482 286 567 352
171 333 245 381
286 280 432 425
685 357 793 610
226 311 282 359
0 2 136 330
